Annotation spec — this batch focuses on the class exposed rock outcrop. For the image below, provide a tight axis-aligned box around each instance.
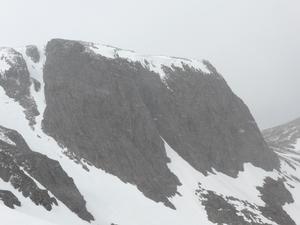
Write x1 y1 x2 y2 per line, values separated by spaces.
0 47 39 126
43 39 180 207
0 125 94 221
0 190 21 209
25 45 40 63
42 39 279 207
132 60 279 177
257 177 295 225
196 183 272 225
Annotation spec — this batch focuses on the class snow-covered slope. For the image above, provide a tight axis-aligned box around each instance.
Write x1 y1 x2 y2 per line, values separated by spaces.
0 39 299 225
85 42 211 77
263 118 300 225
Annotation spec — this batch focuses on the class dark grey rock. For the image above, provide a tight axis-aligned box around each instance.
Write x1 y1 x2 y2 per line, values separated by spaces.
257 177 295 225
32 78 41 92
42 39 180 207
0 47 39 126
0 125 94 222
0 149 58 211
132 60 279 177
0 190 21 209
42 38 279 207
196 184 271 225
25 45 40 63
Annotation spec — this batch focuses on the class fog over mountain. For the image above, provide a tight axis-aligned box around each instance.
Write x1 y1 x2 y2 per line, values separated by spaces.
1 1 300 225
0 37 299 225
0 0 300 128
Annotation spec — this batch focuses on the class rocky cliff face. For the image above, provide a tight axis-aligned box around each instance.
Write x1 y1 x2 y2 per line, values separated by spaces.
132 58 278 177
42 39 278 205
42 40 180 207
0 47 39 126
0 39 296 225
0 125 93 221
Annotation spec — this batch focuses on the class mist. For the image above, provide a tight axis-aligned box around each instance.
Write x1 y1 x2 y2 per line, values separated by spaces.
1 0 299 128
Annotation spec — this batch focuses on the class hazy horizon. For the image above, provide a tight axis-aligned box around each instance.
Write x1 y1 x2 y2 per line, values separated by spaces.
1 0 299 129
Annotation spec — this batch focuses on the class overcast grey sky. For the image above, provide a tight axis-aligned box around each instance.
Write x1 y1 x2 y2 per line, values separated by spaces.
0 0 299 129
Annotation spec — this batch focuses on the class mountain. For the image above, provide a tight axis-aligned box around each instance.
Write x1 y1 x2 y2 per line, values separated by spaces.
262 117 300 225
263 117 300 156
0 38 298 225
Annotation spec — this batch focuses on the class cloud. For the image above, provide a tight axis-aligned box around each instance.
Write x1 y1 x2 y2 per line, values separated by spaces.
0 0 299 128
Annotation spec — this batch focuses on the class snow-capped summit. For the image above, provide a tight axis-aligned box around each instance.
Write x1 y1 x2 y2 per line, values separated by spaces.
263 117 300 155
0 38 299 225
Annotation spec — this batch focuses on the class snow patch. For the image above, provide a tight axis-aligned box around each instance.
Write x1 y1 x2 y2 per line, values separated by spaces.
88 43 117 59
293 138 300 151
0 128 16 146
86 42 211 81
165 140 278 205
17 45 46 130
0 47 17 78
165 140 278 224
0 204 57 225
0 60 10 77
280 160 300 225
0 176 86 225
